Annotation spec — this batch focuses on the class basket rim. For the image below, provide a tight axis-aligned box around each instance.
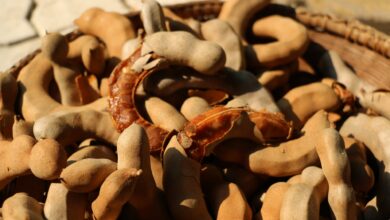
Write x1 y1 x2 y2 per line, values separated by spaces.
5 1 390 76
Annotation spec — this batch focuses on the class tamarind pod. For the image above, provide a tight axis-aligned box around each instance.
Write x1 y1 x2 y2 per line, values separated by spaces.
261 182 290 220
91 168 142 220
180 96 211 121
214 110 330 177
41 33 82 106
340 114 390 218
277 82 341 128
17 53 108 122
300 166 329 201
117 123 171 220
280 183 319 220
33 110 120 147
177 106 292 161
17 54 54 121
108 47 169 153
163 135 212 220
249 15 309 68
145 96 187 131
340 114 385 160
44 183 88 220
59 158 117 193
280 166 328 220
117 123 149 170
315 128 357 220
2 193 44 220
142 31 226 75
74 8 137 58
29 139 67 180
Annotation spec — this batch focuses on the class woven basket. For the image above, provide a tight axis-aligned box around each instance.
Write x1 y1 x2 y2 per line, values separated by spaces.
6 1 390 91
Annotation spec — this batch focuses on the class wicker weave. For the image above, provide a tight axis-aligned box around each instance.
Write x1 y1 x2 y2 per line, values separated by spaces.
6 1 390 90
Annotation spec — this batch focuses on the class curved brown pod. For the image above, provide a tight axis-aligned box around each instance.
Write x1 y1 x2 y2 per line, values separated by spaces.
74 8 137 58
163 135 212 220
340 114 390 218
44 183 88 220
17 52 108 122
117 123 170 220
41 33 83 106
180 96 211 120
29 139 67 180
277 82 342 129
33 110 120 147
214 110 331 177
260 182 290 220
2 193 44 220
142 31 226 75
108 47 169 153
315 128 357 220
91 168 142 220
280 166 329 220
59 158 117 193
247 15 309 69
177 106 292 161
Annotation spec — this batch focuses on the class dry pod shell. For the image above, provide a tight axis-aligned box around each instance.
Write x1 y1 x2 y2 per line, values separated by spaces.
177 106 292 161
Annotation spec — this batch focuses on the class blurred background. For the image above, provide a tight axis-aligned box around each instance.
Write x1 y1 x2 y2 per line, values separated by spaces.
1 0 389 71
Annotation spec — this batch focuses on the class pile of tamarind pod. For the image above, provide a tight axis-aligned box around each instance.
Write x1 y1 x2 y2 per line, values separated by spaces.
1 0 390 219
